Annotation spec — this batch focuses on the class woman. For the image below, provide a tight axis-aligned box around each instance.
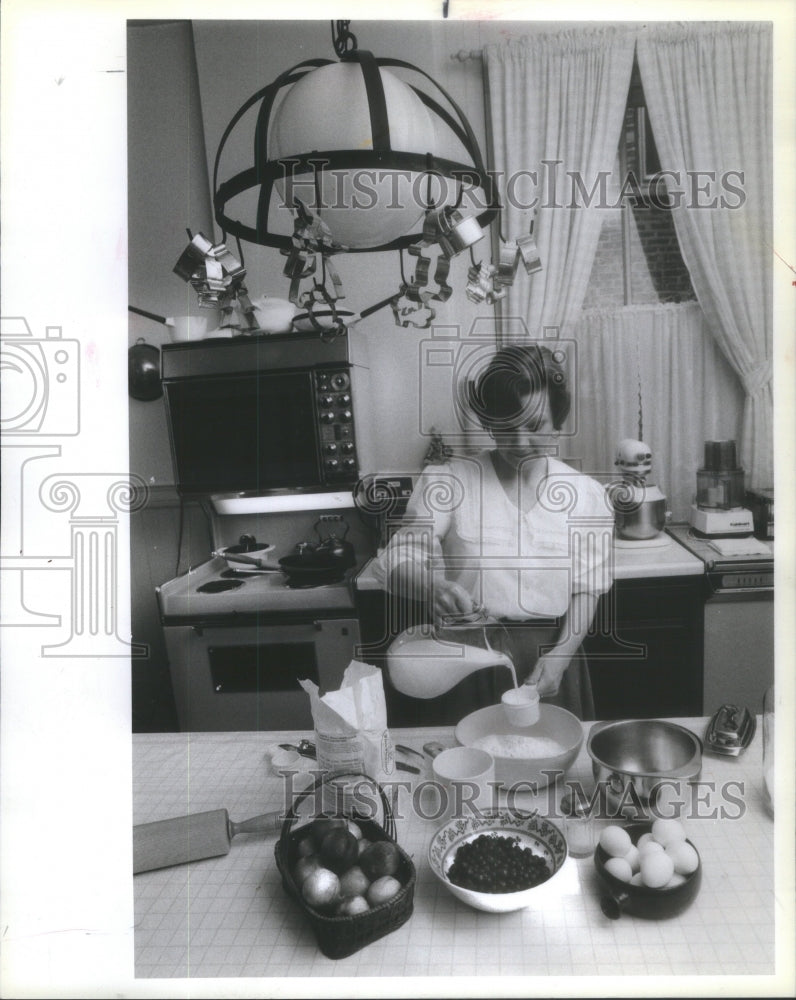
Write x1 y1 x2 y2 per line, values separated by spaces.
375 343 614 722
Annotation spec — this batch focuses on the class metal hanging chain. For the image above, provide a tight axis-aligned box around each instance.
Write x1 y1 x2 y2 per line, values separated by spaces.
636 328 644 442
332 21 358 59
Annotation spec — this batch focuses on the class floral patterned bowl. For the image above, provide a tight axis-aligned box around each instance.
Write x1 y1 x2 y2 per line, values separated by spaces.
428 810 569 913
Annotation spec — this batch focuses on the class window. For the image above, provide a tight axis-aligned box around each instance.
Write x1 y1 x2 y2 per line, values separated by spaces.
582 57 695 309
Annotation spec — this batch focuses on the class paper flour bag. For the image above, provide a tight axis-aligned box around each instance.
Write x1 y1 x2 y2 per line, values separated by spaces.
300 661 395 785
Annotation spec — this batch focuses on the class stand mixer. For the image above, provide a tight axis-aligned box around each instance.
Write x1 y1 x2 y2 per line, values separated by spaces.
689 440 754 537
609 438 669 546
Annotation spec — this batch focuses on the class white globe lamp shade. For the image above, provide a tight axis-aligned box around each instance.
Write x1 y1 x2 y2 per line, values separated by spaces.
270 62 438 249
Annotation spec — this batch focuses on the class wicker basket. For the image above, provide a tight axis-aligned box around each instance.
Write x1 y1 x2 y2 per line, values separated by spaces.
274 771 416 960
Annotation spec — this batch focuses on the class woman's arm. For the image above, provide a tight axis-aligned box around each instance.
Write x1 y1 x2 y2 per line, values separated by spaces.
527 590 600 697
378 462 477 621
388 559 476 620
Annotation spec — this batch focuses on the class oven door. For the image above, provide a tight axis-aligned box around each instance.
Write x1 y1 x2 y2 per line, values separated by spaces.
164 618 360 731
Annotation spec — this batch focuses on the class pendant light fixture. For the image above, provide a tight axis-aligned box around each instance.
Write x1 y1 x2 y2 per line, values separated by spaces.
176 22 541 331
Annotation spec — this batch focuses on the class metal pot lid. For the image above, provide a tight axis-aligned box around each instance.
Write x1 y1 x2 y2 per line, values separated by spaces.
222 534 274 555
213 535 276 569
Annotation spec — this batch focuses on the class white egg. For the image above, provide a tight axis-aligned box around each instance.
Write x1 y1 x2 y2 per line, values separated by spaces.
630 872 645 886
638 839 665 857
637 832 656 849
623 844 641 873
640 851 675 888
665 840 699 875
604 856 634 882
651 818 687 847
599 825 633 858
664 872 688 889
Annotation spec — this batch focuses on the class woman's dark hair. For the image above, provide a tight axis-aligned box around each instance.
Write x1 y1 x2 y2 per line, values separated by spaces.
468 343 571 432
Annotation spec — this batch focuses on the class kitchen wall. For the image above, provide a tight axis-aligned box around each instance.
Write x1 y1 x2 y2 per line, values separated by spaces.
128 21 217 489
128 21 214 730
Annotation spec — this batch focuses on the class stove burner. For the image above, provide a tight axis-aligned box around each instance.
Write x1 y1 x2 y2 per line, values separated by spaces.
197 579 244 594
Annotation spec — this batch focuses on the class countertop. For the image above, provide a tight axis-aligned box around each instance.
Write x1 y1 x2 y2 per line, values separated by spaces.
133 718 777 983
354 531 705 590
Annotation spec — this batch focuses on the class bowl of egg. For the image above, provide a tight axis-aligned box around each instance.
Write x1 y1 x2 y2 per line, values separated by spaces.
593 819 701 920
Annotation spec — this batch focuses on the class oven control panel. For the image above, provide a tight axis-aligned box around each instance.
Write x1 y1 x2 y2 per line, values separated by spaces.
316 368 359 482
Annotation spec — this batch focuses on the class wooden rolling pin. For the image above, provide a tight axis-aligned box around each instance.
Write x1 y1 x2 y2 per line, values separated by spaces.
134 808 283 874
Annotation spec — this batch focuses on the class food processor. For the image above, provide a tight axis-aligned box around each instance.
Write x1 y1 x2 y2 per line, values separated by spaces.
688 440 754 537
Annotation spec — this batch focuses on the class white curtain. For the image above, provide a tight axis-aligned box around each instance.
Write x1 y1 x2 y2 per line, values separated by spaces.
636 22 773 489
570 302 746 521
483 27 636 338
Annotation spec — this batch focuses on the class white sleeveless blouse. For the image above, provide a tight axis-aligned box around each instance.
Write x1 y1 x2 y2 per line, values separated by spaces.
373 453 615 618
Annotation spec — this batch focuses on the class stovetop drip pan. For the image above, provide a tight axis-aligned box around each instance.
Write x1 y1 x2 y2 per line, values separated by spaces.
197 579 244 594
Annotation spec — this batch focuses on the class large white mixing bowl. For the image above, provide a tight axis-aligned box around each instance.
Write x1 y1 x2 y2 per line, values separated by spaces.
455 703 583 790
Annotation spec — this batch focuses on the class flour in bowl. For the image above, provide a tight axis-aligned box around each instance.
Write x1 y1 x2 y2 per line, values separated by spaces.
472 733 565 758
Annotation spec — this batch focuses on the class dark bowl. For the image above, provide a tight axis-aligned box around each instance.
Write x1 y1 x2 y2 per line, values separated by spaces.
593 821 701 920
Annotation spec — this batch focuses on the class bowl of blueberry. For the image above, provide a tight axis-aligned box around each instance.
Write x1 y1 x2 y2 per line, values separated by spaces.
428 810 568 913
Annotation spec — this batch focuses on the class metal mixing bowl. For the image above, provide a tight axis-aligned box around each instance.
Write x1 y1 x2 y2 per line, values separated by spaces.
613 497 667 540
587 720 703 809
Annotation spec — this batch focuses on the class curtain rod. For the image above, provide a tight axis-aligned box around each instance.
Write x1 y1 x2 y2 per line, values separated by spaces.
451 49 482 61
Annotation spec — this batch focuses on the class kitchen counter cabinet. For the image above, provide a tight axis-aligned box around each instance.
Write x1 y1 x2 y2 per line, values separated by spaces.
585 575 704 720
133 720 777 982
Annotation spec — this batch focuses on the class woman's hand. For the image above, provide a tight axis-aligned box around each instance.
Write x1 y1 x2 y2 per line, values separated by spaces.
433 580 476 620
527 654 568 698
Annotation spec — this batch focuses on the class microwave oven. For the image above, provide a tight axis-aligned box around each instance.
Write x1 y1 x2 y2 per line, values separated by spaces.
161 331 368 498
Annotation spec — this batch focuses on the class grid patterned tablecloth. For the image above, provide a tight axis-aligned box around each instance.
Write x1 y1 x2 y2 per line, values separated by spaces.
133 720 777 982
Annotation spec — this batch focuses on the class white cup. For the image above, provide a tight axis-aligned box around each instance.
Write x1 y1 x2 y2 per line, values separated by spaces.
251 296 297 334
432 746 496 821
501 684 540 727
168 315 213 342
267 746 300 774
